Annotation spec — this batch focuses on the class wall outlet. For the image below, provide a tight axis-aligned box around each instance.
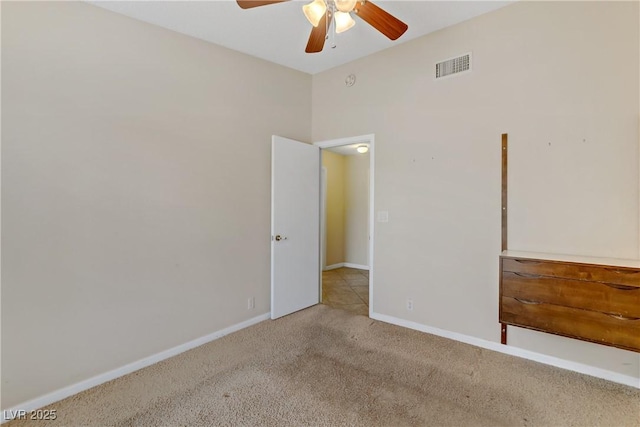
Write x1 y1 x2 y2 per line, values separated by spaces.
406 299 413 311
247 297 255 310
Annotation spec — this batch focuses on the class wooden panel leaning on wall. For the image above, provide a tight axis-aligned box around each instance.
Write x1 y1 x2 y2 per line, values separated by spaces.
499 251 640 353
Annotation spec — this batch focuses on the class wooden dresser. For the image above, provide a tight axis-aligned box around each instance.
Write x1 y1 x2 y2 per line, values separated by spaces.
499 250 640 352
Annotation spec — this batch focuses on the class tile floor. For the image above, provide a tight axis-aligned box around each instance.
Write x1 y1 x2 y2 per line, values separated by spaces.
321 267 369 316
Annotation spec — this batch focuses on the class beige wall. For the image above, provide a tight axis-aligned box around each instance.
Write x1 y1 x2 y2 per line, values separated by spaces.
322 151 346 267
313 1 639 377
344 154 369 267
1 1 310 407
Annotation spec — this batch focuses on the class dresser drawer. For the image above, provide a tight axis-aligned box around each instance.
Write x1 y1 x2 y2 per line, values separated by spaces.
502 257 640 287
500 296 640 352
502 271 640 317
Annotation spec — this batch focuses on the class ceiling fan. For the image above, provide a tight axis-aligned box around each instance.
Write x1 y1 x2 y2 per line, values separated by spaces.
236 0 408 53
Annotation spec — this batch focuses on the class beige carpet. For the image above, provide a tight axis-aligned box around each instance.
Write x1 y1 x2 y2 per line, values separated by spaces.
7 305 640 426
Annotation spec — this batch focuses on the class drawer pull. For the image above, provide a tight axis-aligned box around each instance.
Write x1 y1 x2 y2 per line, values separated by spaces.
514 259 542 265
514 298 541 305
605 313 640 321
604 268 639 276
513 272 542 279
603 283 639 291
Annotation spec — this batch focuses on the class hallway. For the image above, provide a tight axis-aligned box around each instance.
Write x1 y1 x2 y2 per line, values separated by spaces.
321 267 369 316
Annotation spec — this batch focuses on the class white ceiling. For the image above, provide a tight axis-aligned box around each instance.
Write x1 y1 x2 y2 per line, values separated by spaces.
325 143 369 156
90 1 513 74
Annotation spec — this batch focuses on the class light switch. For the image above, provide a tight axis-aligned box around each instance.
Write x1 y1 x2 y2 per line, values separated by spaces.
377 211 389 222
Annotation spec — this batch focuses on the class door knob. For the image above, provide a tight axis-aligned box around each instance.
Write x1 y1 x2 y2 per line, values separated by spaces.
275 235 287 241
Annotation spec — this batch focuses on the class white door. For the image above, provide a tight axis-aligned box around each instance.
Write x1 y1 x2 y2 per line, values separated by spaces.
271 135 320 319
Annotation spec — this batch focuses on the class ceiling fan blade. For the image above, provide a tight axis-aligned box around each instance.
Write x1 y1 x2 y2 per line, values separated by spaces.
353 1 408 41
236 0 288 9
305 12 328 53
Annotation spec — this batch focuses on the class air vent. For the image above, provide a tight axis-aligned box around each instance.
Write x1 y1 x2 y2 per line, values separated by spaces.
435 53 471 79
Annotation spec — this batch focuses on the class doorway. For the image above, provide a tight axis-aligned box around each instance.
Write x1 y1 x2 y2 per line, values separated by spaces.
315 135 375 317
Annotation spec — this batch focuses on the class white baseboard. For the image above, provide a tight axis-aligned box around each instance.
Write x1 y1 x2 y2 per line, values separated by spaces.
324 262 369 271
370 312 640 389
1 312 271 423
343 263 369 270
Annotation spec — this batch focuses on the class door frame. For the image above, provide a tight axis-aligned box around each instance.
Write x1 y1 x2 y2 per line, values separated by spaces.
314 134 375 317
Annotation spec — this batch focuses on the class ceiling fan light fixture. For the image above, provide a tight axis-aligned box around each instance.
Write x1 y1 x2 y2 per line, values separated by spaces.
334 0 357 13
356 145 369 154
303 0 327 27
334 11 355 34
